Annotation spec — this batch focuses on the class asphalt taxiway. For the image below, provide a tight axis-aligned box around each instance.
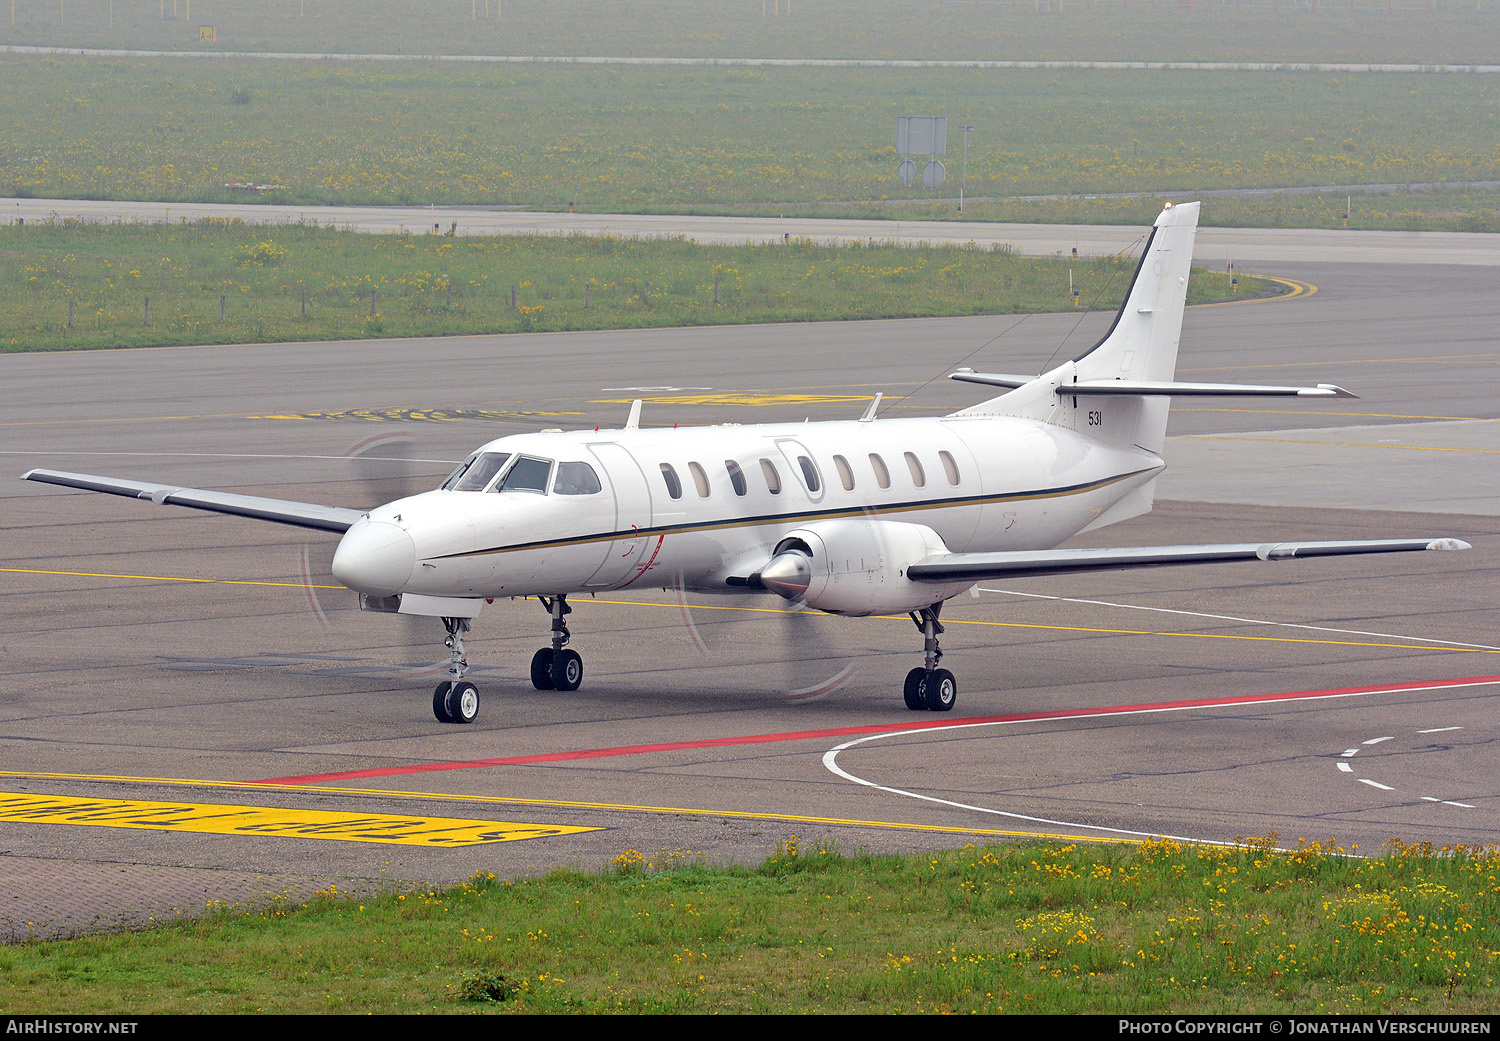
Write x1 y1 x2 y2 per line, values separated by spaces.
1 218 1496 939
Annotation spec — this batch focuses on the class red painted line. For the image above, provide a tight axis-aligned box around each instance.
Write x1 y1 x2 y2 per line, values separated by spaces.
257 673 1500 786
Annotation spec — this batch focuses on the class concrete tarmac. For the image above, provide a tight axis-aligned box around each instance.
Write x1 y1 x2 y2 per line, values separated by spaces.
1 221 1496 940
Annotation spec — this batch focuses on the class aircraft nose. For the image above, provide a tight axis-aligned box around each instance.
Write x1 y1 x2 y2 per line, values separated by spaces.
331 518 416 596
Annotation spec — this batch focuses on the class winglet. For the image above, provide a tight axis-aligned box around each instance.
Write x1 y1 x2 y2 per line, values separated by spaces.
1427 538 1472 551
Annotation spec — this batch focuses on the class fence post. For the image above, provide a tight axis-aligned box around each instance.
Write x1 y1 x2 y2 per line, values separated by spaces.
370 290 377 316
714 274 720 304
221 294 227 322
511 284 517 309
67 299 73 329
584 283 590 309
144 296 150 326
300 290 306 318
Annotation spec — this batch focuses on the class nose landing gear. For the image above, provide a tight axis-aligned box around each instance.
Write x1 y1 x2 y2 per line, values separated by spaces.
432 616 479 723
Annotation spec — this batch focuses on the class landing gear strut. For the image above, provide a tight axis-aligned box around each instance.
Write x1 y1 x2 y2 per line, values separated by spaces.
903 603 956 712
432 615 480 724
530 594 584 692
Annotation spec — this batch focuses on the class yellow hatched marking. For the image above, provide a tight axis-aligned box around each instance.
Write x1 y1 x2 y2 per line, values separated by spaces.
0 792 596 847
0 775 1128 844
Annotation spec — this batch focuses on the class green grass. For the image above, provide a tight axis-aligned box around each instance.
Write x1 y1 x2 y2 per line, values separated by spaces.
0 219 1266 352
3 836 1497 1013
6 0 1500 65
4 54 1499 232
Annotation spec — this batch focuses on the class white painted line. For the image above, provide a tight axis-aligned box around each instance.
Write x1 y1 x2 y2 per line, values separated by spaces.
1358 778 1395 791
1418 726 1465 734
1342 748 1361 757
1363 736 1394 745
1338 762 1354 773
823 681 1500 841
1443 801 1476 808
1422 796 1441 802
979 588 1500 653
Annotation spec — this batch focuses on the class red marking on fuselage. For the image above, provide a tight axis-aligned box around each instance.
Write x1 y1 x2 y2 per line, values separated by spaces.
622 534 665 588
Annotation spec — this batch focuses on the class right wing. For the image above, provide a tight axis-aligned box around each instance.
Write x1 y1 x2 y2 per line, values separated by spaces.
21 469 364 534
906 538 1471 584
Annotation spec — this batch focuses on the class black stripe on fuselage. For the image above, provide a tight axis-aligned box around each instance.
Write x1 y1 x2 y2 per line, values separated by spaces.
426 467 1159 562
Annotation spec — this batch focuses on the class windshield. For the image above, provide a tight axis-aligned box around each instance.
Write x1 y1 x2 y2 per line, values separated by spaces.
443 452 511 492
494 455 553 494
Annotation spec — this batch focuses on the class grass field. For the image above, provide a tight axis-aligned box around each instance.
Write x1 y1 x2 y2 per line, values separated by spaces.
5 0 1500 65
0 219 1263 351
2 836 1496 1014
3 53 1499 232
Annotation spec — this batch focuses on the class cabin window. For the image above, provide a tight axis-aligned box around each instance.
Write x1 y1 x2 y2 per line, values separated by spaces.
496 455 552 494
904 452 926 488
725 459 748 496
869 453 890 489
833 455 855 491
659 463 683 499
553 461 602 495
759 458 782 495
796 455 821 493
939 450 960 486
446 452 511 492
688 461 711 498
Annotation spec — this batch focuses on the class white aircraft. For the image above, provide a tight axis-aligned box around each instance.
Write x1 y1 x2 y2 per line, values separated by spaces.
22 202 1469 724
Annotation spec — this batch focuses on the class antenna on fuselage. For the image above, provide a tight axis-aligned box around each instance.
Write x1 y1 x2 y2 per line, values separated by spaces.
859 393 883 423
624 399 642 430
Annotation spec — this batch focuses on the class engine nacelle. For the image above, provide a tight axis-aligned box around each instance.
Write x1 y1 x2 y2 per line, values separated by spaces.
756 519 970 616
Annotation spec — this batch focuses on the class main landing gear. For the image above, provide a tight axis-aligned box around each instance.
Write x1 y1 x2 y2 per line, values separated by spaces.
529 594 584 693
432 615 480 724
903 603 956 713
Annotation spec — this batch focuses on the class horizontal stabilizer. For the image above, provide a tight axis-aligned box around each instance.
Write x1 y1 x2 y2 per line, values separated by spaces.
21 469 363 533
949 371 1357 399
907 538 1470 583
949 369 1034 390
1057 380 1357 399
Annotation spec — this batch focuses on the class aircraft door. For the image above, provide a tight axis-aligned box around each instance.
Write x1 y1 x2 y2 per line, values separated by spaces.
584 442 656 588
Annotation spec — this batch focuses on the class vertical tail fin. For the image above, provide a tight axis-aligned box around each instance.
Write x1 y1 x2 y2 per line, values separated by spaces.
956 201 1201 454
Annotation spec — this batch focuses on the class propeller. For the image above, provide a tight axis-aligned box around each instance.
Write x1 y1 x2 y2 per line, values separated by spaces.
299 432 433 668
674 567 855 703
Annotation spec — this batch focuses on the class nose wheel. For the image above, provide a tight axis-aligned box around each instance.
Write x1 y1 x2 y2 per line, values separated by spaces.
530 595 585 692
433 680 479 724
903 605 956 712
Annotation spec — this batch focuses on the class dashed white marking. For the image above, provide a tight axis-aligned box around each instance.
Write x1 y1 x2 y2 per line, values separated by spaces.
1335 727 1477 809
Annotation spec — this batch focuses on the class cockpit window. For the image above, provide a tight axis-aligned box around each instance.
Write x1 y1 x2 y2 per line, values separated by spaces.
553 461 602 495
495 455 553 493
445 452 511 492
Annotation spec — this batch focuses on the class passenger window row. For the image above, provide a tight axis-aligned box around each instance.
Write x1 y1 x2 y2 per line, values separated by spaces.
657 450 961 500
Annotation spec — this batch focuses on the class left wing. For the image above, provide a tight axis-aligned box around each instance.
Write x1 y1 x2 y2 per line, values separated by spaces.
906 538 1470 583
21 469 364 533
